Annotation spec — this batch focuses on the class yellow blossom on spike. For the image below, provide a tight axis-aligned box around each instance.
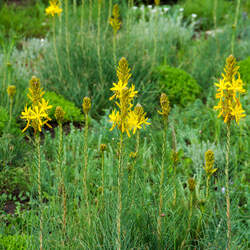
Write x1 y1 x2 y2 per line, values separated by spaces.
21 98 52 134
109 58 150 137
109 4 121 34
45 0 62 17
214 55 246 125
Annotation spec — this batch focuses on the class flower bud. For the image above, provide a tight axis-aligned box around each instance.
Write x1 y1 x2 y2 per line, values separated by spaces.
55 106 65 123
100 144 107 152
82 97 91 115
7 85 16 99
188 178 195 192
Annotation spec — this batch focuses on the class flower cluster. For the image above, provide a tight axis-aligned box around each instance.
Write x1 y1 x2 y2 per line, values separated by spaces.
21 76 52 134
109 57 150 137
203 149 217 179
214 55 246 125
45 0 62 17
109 4 121 34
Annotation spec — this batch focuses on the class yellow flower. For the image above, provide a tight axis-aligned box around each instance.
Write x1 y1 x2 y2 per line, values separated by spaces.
109 58 150 137
109 4 121 34
27 76 45 106
214 55 246 125
155 0 160 6
21 98 52 133
45 0 62 17
230 101 246 125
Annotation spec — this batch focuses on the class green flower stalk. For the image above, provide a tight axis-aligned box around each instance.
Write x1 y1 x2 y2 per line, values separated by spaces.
109 58 150 250
204 149 217 198
109 4 121 65
82 97 91 229
214 55 246 250
171 125 178 206
157 93 170 242
97 0 104 85
89 0 93 29
55 106 67 237
7 85 16 123
46 1 63 79
181 178 196 249
100 143 107 202
65 0 73 76
80 0 85 51
20 77 52 250
231 0 241 55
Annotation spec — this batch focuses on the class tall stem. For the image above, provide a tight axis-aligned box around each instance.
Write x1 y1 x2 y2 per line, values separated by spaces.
231 0 241 55
80 0 85 51
113 34 117 66
53 17 62 79
83 113 91 228
65 0 73 76
101 150 105 201
117 132 123 250
206 176 210 198
36 134 43 250
225 122 231 249
97 1 104 85
89 0 92 30
157 118 167 242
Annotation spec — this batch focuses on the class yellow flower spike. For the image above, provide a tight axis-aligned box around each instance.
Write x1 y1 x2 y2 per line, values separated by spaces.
45 0 63 17
82 97 91 115
204 149 217 178
21 98 52 134
27 76 45 106
158 93 171 119
116 57 132 84
188 178 196 192
7 85 16 98
109 4 121 34
214 55 246 125
100 144 107 152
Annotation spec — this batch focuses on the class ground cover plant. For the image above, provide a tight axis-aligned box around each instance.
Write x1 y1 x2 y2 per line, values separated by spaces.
0 0 249 249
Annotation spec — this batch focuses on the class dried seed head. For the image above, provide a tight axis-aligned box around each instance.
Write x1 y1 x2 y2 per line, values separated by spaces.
82 97 91 115
7 85 16 98
188 178 195 192
55 106 65 123
100 144 107 152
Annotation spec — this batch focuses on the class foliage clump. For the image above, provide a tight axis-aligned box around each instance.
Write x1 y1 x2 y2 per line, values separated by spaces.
154 65 201 106
44 91 84 123
0 234 28 250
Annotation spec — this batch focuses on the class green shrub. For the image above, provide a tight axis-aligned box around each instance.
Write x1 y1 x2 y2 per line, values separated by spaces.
153 65 201 106
0 234 28 250
44 91 84 123
238 56 250 89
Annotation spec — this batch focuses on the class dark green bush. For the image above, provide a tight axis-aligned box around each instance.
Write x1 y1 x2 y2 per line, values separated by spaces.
238 56 250 89
44 91 84 123
153 65 201 106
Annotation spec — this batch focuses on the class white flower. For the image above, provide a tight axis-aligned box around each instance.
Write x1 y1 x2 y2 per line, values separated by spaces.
163 7 169 12
221 187 225 194
132 6 137 10
148 5 152 9
192 13 197 18
140 5 145 10
179 8 184 12
151 9 157 13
